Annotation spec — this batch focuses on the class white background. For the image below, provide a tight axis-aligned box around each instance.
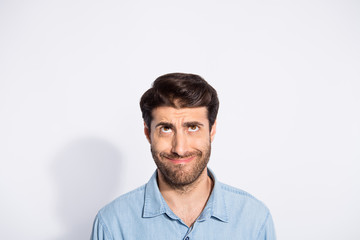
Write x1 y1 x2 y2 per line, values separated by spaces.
1 1 359 239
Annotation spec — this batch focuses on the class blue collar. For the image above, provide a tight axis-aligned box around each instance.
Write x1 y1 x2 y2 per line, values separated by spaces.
142 168 229 223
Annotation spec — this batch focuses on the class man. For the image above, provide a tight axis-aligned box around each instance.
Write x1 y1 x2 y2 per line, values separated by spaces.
91 73 276 240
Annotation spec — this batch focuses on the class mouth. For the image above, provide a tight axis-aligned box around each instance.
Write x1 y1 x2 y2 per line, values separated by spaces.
165 156 195 164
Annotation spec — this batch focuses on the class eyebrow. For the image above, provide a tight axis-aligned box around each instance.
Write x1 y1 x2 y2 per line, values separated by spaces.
155 122 174 128
183 121 204 128
155 121 204 128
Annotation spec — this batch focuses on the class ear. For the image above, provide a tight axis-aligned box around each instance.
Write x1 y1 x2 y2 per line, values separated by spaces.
210 120 217 142
144 122 151 144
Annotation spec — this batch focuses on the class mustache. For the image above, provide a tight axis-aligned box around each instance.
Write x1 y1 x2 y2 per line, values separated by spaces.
159 151 201 159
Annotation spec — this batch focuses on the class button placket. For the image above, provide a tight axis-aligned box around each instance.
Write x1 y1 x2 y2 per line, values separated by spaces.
183 220 197 240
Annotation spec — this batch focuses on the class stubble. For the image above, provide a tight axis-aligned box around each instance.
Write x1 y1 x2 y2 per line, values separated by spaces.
151 144 211 190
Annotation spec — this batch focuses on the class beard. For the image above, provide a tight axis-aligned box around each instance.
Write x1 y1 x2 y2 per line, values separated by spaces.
151 143 211 189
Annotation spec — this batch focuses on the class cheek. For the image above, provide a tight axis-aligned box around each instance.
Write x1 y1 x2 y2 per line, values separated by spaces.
151 136 172 152
190 134 211 148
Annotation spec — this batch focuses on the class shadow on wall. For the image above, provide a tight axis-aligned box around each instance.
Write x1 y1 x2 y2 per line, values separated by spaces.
52 138 122 240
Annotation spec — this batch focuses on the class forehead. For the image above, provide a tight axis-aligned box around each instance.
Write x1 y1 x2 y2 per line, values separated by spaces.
151 106 208 124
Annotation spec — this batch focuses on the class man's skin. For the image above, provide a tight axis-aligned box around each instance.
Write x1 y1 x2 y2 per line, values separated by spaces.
144 106 217 227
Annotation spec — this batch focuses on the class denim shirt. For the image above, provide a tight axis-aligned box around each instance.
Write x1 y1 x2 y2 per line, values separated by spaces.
91 169 276 240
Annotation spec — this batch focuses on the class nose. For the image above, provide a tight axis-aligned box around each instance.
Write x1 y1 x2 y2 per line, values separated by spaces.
171 131 188 156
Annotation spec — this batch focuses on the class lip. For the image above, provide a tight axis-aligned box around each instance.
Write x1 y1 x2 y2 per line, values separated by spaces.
167 156 195 164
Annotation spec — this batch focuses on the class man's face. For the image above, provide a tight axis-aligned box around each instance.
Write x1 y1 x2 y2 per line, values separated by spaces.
145 106 216 188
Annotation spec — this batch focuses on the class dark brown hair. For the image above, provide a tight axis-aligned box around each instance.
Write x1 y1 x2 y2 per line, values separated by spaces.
140 73 219 129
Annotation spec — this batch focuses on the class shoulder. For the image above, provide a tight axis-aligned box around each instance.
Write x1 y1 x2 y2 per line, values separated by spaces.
220 182 264 202
92 185 147 239
218 181 270 215
98 184 146 220
219 182 276 239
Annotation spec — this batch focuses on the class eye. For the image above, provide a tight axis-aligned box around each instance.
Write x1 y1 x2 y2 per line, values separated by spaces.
188 125 199 132
161 126 172 133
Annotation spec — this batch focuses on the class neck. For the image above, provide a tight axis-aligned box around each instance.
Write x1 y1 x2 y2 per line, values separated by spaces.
157 168 214 227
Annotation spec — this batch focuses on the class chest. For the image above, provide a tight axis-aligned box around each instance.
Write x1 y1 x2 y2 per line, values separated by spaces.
172 206 204 227
113 215 258 240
